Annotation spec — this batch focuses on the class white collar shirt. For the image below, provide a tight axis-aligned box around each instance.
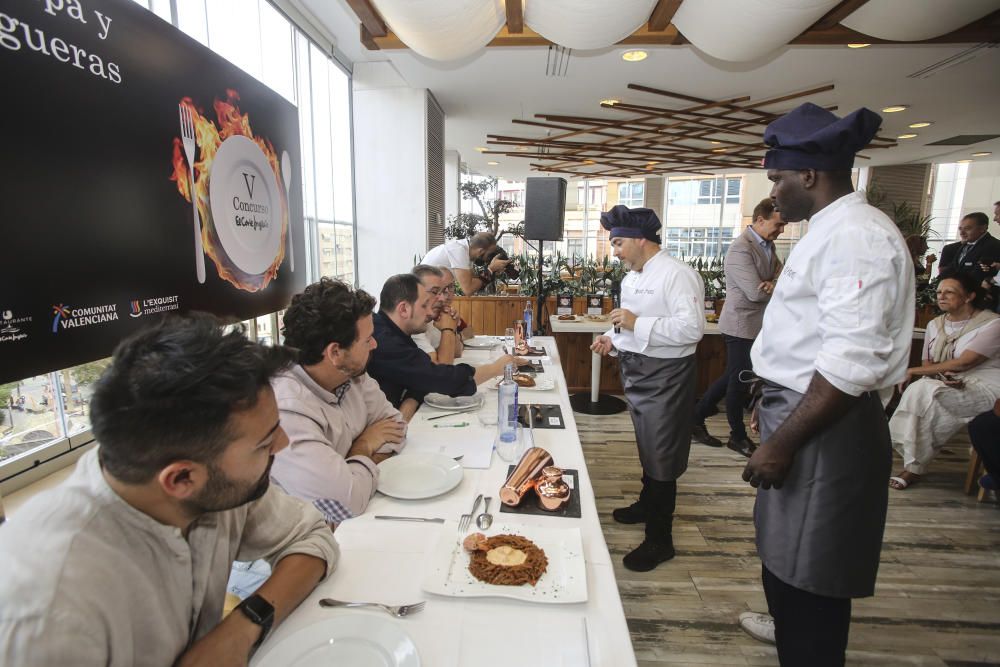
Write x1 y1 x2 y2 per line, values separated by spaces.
751 191 915 396
608 249 705 358
747 225 774 262
0 450 338 666
271 366 403 522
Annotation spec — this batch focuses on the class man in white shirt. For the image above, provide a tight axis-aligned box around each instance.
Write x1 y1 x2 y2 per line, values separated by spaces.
0 314 339 666
422 232 511 294
591 205 705 572
271 278 412 525
411 264 463 363
741 103 914 665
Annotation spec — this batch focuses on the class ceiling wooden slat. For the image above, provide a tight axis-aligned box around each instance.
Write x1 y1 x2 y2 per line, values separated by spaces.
505 0 523 34
810 0 872 32
648 0 682 32
345 0 387 38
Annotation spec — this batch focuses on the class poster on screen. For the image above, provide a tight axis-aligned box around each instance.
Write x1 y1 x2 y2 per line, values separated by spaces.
0 0 305 383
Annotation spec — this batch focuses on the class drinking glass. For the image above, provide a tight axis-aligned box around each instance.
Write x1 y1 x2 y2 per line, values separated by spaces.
504 327 515 352
495 423 534 463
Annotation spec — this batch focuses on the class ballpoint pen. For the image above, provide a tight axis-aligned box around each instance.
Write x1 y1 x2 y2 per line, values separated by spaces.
433 421 469 428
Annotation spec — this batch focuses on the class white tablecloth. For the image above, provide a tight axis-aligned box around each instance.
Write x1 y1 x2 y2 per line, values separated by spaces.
251 337 636 667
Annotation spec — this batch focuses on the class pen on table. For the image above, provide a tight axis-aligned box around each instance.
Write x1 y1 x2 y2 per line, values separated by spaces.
433 421 469 428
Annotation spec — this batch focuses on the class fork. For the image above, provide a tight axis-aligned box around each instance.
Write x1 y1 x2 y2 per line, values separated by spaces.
458 493 483 533
319 599 426 618
178 104 206 284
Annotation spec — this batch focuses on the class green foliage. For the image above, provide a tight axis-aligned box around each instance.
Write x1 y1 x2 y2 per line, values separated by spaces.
70 359 112 386
0 382 15 427
493 253 626 296
686 256 726 299
444 178 519 241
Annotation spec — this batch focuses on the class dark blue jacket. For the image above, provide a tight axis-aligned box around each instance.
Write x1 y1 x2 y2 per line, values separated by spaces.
368 310 477 407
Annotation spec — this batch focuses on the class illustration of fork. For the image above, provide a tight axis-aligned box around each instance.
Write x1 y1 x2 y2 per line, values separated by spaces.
179 104 206 284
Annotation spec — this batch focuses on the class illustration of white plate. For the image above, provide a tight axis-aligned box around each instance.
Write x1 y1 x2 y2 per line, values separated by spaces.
209 135 282 275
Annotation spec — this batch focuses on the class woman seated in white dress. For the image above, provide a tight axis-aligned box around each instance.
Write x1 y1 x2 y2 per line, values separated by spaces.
889 270 1000 490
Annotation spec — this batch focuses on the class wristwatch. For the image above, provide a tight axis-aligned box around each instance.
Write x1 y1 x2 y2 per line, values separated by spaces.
236 593 275 651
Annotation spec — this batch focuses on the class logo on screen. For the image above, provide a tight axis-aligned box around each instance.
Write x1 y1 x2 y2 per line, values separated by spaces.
129 300 142 318
128 296 179 319
0 309 31 342
52 303 118 333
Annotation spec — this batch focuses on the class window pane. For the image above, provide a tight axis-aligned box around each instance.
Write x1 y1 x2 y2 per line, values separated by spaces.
259 0 295 103
63 359 112 436
334 224 355 285
255 316 275 346
330 62 354 226
177 0 209 45
206 0 263 80
150 0 172 21
311 44 334 223
0 374 65 464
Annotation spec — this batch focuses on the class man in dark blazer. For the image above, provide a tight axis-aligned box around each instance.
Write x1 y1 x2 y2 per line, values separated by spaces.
939 212 1000 284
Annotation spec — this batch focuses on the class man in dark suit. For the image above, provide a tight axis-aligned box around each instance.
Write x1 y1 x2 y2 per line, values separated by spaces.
939 212 1000 284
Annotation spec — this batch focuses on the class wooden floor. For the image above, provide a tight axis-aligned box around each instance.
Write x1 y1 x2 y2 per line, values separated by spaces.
576 404 1000 667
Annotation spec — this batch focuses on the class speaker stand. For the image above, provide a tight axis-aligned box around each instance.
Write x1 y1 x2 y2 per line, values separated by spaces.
570 392 627 415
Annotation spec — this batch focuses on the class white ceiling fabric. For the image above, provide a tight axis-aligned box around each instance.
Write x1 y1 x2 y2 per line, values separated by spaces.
840 0 1000 41
372 0 506 61
523 0 658 50
671 0 839 62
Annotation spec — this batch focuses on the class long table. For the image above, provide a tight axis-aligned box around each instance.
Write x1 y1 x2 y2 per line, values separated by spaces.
252 336 636 667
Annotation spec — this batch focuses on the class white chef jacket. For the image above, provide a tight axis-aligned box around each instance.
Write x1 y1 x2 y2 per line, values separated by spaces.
422 239 472 271
751 191 915 396
607 249 705 358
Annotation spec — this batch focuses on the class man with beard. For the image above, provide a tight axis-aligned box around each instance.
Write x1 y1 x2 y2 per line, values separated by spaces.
0 314 339 667
741 103 914 665
590 205 705 572
368 273 520 407
269 278 410 524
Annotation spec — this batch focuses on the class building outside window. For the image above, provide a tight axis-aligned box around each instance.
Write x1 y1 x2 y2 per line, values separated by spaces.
618 181 645 208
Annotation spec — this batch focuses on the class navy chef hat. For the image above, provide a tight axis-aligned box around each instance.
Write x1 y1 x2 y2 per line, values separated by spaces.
600 205 662 243
763 103 882 171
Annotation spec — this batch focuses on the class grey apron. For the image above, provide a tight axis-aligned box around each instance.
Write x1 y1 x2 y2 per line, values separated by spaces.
756 382 891 599
618 351 696 481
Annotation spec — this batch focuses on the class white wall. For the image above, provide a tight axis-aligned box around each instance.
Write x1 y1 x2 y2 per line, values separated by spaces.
353 62 429 300
445 150 461 224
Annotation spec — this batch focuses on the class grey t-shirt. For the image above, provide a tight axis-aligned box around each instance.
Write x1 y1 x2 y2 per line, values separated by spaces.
0 450 338 666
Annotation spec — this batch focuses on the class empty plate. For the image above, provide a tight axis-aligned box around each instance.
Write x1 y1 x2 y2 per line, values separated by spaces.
423 393 482 410
462 336 500 349
377 452 464 500
254 615 420 667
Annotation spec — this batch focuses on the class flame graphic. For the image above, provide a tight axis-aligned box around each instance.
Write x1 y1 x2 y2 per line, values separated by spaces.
170 89 288 292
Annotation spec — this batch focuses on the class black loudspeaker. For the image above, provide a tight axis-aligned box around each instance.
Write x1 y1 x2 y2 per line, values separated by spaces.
524 177 567 241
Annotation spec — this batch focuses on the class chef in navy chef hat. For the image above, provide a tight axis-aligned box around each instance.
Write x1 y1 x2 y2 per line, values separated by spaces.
763 102 882 171
601 205 662 244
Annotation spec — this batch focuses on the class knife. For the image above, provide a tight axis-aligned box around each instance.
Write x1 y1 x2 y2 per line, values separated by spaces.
427 406 480 421
374 515 446 523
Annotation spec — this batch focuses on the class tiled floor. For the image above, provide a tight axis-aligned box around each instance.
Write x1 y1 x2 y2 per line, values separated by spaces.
576 404 1000 667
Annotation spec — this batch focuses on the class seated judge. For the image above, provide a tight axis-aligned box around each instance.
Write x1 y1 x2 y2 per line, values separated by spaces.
0 314 338 667
368 273 519 406
270 278 411 524
411 264 471 363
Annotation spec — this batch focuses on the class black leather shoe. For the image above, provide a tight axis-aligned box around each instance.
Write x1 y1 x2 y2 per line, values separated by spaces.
691 423 723 447
727 435 757 458
623 539 676 572
612 502 647 524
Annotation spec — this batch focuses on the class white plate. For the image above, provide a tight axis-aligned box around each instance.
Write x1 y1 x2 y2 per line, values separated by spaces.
377 452 464 500
254 615 420 667
423 393 482 410
462 336 500 349
481 376 556 392
421 522 587 604
209 135 283 275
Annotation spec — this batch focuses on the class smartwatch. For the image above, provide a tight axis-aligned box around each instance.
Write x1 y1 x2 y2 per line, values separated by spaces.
236 593 275 651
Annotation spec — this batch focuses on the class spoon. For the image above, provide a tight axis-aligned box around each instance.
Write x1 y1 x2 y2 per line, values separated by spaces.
280 150 294 272
475 497 493 530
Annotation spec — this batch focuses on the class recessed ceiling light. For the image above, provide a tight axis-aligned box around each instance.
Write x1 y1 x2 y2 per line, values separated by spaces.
908 121 932 128
956 159 972 163
847 43 870 48
897 133 917 139
487 161 499 165
882 105 908 113
475 146 488 152
712 148 727 153
622 50 647 62
972 152 992 157
710 141 721 145
515 145 530 151
583 160 596 165
601 98 620 106
646 161 659 166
